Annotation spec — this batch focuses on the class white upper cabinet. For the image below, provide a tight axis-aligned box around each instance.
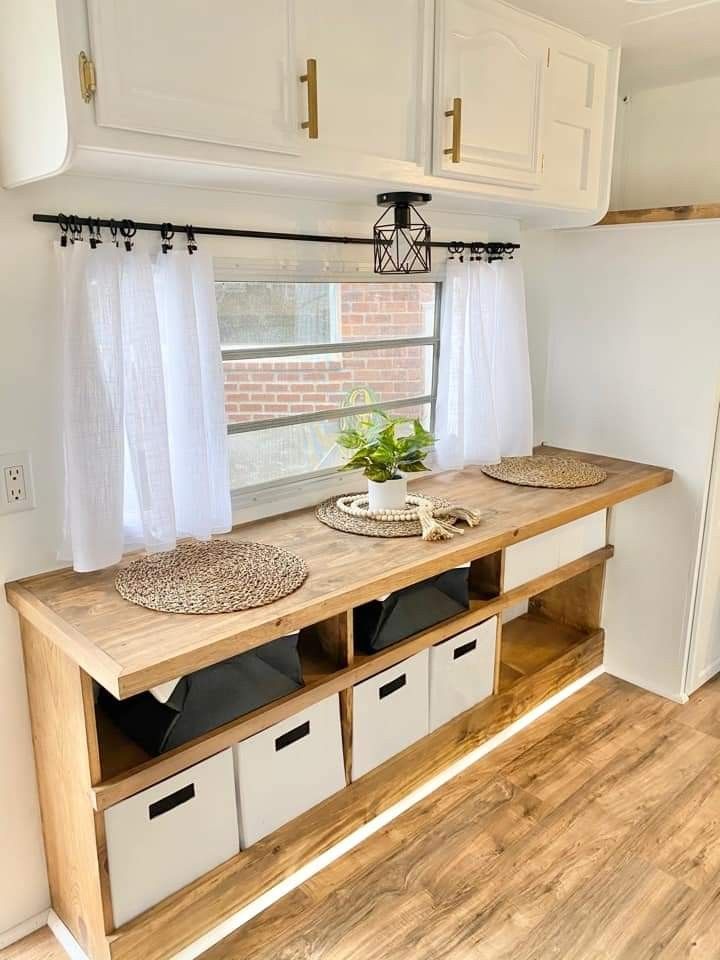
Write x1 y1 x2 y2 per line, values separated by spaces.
294 0 431 174
434 0 548 187
87 0 300 155
542 28 609 206
0 0 618 225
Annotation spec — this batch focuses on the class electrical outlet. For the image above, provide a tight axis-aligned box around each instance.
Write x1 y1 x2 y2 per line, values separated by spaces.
0 452 35 515
4 465 26 503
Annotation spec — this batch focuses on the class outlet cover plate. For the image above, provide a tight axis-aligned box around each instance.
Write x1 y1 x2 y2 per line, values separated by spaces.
0 451 35 515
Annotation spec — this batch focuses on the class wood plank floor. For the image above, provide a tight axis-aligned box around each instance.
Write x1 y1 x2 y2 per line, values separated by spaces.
7 672 720 960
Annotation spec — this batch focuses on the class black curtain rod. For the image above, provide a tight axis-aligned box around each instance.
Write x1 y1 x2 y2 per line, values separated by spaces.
32 213 520 255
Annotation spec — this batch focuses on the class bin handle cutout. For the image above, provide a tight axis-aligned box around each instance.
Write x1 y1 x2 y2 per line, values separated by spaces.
275 720 310 751
453 639 477 660
148 783 195 820
379 673 407 699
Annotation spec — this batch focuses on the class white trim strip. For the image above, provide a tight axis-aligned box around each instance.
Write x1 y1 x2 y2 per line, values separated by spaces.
0 910 49 950
47 912 86 960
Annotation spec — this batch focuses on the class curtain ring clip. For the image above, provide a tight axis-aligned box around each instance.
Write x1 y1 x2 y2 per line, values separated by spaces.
58 213 70 247
185 224 197 255
68 215 83 243
88 217 103 250
161 222 175 254
120 219 136 252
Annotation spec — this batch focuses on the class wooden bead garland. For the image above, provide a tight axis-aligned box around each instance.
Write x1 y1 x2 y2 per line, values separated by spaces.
335 493 435 522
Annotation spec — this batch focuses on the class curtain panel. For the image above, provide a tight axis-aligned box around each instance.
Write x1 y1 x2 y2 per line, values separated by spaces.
57 241 231 572
435 256 533 471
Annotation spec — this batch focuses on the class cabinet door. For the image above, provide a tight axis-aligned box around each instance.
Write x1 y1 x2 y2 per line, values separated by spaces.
435 0 547 187
542 32 609 206
294 0 430 173
86 0 300 155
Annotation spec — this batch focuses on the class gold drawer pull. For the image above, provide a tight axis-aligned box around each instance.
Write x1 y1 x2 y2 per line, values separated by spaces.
444 97 462 163
300 58 319 139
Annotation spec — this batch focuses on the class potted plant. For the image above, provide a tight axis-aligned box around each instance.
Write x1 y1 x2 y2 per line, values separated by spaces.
337 411 436 512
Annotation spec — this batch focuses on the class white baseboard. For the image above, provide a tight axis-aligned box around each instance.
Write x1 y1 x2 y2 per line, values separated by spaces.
605 667 688 704
47 911 89 960
172 665 606 960
687 657 720 695
0 910 49 950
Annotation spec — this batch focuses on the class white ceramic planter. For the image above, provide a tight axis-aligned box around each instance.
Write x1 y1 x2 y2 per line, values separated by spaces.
367 476 407 512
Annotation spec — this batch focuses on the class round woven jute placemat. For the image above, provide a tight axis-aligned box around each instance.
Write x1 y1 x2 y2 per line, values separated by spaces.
115 538 308 614
481 455 607 489
316 493 455 538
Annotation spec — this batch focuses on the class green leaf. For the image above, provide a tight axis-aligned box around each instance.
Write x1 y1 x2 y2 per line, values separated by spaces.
398 460 430 473
364 465 394 482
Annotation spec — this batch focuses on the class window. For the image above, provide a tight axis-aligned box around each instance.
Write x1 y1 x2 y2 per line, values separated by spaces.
216 278 441 492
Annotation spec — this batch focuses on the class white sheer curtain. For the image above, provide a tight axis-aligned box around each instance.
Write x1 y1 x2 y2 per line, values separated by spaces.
58 241 231 572
434 256 533 470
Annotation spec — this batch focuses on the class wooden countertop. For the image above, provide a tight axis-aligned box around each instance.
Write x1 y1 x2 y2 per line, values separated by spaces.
6 447 672 698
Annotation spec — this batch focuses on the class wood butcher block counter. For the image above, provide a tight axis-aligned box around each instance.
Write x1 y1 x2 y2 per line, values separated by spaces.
5 447 673 960
7 447 672 700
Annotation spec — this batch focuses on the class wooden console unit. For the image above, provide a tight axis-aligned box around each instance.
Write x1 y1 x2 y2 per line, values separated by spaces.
6 448 672 960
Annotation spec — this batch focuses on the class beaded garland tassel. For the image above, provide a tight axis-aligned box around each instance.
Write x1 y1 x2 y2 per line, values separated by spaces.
330 492 483 541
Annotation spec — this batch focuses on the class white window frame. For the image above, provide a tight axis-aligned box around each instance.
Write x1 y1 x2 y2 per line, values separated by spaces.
214 256 443 521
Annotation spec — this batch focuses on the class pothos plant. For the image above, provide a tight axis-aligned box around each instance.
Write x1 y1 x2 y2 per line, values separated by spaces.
337 411 436 483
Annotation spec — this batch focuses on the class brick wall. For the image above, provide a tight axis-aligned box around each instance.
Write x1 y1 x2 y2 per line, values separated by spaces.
223 282 435 425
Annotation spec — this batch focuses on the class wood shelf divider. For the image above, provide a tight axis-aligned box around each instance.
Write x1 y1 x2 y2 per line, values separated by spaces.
91 545 613 811
598 203 720 226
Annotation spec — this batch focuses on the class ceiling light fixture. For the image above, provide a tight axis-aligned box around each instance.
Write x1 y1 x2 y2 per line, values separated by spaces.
373 191 432 275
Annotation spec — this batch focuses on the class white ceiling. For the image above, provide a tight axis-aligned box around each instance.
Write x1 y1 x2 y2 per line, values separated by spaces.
510 0 720 91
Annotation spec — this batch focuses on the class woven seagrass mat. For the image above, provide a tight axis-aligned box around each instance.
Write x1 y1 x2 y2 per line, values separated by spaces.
115 538 308 614
481 455 607 489
316 493 456 538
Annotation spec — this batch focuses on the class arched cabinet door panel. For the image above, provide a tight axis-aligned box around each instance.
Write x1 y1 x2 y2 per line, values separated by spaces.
434 0 548 188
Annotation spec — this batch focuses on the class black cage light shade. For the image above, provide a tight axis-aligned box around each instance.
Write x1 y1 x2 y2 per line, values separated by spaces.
373 191 432 275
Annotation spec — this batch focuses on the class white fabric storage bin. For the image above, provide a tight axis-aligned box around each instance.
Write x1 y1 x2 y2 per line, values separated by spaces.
233 695 346 848
504 527 560 591
351 649 429 781
429 617 497 731
557 511 607 566
504 511 607 591
105 749 239 927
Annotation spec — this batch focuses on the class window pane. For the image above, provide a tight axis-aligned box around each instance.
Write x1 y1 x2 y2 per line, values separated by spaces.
228 404 431 490
217 281 435 349
224 345 433 426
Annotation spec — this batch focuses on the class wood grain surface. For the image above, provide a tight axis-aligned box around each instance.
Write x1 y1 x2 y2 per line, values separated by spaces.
5 449 671 698
197 672 720 960
599 204 720 225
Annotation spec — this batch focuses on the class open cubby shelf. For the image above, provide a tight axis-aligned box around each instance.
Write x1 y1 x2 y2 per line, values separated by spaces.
8 452 672 960
92 545 612 812
499 613 597 692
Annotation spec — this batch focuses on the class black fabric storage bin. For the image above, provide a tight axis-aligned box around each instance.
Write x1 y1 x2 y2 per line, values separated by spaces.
354 567 470 654
99 634 304 755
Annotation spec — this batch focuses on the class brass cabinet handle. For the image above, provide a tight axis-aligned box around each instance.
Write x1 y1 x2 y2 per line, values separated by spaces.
444 97 462 163
300 58 319 139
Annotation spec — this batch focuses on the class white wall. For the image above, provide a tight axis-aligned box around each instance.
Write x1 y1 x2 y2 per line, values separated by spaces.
0 172 518 940
523 220 720 701
611 74 720 210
